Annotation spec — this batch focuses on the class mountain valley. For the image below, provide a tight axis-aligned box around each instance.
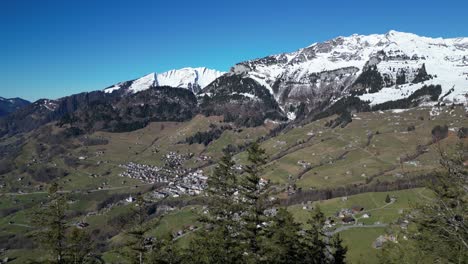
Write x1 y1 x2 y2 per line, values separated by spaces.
0 30 467 263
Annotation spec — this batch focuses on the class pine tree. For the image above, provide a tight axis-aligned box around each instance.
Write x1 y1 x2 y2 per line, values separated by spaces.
33 183 68 264
385 194 391 203
300 206 328 263
123 195 151 264
194 151 243 263
330 234 347 264
263 208 303 264
205 151 239 226
238 142 269 263
148 236 182 264
67 227 96 264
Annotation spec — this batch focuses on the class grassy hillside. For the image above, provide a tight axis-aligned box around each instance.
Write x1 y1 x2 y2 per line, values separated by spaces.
0 105 466 263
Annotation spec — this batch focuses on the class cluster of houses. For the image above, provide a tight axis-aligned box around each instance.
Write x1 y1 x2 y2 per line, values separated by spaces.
152 170 208 198
172 225 199 239
117 149 214 200
336 205 366 224
118 162 171 183
297 160 311 168
164 151 192 168
195 155 211 163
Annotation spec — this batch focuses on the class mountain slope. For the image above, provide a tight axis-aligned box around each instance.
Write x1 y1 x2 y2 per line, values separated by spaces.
216 30 467 119
1 31 467 136
104 67 225 95
0 87 198 137
0 97 30 117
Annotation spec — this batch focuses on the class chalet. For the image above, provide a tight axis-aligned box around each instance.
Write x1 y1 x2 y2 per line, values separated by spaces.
351 206 364 214
259 177 270 188
126 196 136 203
297 160 310 168
76 222 89 229
337 208 352 218
342 216 355 224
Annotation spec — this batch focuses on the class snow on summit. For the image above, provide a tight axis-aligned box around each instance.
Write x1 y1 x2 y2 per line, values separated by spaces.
104 31 467 110
232 30 468 105
105 67 225 94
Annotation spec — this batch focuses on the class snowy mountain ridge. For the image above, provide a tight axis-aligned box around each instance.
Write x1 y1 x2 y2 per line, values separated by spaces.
104 67 225 94
227 30 467 114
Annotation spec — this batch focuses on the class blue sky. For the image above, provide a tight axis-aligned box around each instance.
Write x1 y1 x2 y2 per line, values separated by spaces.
1 0 467 101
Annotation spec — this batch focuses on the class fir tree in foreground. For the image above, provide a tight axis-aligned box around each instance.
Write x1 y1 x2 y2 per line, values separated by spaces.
122 195 151 264
33 183 98 264
185 143 347 264
33 183 68 264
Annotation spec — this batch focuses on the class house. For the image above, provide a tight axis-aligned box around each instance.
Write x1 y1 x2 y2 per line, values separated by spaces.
351 206 364 214
259 177 269 187
362 213 370 218
126 196 136 203
342 216 355 224
76 222 89 229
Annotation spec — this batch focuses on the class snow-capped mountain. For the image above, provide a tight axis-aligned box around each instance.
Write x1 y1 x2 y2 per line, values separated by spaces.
104 67 225 95
2 30 467 136
212 30 467 119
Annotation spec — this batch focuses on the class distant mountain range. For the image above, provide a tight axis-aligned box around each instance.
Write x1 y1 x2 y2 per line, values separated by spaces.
1 30 467 135
0 97 30 117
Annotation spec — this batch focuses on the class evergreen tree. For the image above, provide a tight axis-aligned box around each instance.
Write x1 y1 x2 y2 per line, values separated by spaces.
263 208 303 264
385 194 391 203
205 151 240 227
238 142 269 263
33 183 68 264
330 234 347 264
122 195 151 264
197 151 244 263
148 236 182 264
67 227 97 264
300 206 328 263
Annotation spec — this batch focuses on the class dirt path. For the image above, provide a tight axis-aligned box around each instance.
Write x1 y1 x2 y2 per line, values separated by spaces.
1 183 154 196
326 223 388 236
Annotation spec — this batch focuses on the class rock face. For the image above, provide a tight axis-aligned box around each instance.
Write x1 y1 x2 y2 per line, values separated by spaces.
0 97 30 117
216 30 468 119
104 67 225 95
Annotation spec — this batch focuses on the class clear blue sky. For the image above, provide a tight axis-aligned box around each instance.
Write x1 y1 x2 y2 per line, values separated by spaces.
1 0 467 101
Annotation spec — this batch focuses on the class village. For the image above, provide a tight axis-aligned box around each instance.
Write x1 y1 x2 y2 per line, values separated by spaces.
118 151 209 199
